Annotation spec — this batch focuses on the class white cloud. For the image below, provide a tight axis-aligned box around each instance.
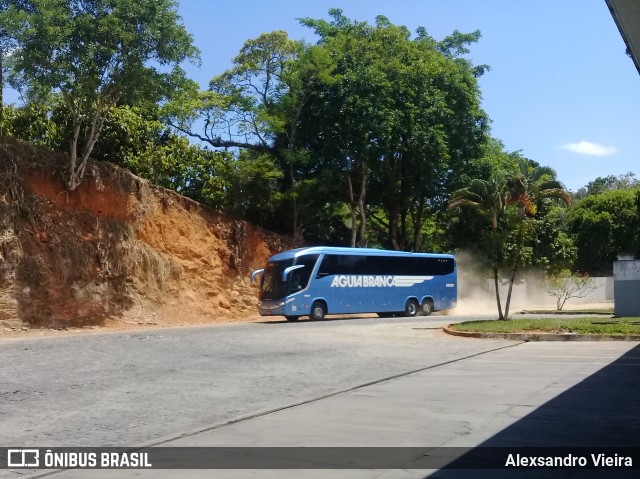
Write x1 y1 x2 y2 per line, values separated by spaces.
561 140 618 156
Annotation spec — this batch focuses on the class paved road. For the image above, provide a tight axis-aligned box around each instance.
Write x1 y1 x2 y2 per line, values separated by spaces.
1 315 504 448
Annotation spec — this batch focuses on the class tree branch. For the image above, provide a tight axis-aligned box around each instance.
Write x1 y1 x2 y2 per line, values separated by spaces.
166 121 275 153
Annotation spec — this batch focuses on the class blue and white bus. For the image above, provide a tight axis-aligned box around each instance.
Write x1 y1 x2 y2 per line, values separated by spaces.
251 247 457 321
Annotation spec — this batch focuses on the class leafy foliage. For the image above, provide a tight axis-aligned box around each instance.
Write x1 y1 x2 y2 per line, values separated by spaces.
573 172 639 200
448 144 572 319
568 188 640 275
5 4 616 303
2 0 199 189
0 102 62 147
124 134 284 224
162 10 490 244
126 136 230 207
297 10 489 249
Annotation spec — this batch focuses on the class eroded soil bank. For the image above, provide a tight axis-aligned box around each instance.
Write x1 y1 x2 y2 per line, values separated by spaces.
0 137 295 336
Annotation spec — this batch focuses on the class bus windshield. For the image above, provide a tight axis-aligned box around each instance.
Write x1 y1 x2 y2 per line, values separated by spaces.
260 259 293 301
260 254 320 301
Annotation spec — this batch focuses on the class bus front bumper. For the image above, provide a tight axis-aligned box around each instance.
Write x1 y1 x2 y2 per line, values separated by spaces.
258 298 296 317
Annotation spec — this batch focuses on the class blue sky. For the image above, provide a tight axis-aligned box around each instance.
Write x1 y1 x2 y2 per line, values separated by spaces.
177 0 640 192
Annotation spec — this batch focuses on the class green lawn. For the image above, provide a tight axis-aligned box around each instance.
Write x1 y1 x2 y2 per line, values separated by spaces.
450 317 640 335
517 308 615 315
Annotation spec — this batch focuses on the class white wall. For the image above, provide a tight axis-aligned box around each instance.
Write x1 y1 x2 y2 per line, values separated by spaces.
457 276 613 312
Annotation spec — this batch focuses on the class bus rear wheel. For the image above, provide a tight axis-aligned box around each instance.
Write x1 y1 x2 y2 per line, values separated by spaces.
404 299 419 317
420 299 434 316
310 301 326 321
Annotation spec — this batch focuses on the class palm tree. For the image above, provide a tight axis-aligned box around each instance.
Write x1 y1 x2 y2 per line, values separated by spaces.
449 173 510 319
450 159 572 320
502 159 572 318
507 159 573 217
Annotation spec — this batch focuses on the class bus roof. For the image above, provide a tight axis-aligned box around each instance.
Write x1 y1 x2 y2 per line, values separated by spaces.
268 246 455 262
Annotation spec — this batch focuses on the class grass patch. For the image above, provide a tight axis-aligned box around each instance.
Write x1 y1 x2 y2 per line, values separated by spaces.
451 317 640 335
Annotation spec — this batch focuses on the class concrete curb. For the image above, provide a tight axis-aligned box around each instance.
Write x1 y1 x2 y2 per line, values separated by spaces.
443 325 640 342
516 311 613 316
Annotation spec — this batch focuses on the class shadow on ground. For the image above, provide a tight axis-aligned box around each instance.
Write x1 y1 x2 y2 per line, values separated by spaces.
428 343 640 478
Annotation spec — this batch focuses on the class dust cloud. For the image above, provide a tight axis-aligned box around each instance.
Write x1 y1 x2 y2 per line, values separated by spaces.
450 250 555 317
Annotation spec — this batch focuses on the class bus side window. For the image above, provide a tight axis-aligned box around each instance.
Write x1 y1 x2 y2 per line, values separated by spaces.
317 254 364 277
290 255 319 291
316 255 338 278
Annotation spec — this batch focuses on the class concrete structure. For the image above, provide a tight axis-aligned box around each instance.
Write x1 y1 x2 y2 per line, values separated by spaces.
607 0 640 75
614 259 640 316
475 276 613 311
602 3 640 316
35 341 640 479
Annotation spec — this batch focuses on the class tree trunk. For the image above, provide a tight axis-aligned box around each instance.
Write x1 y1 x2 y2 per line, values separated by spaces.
503 250 520 319
411 199 427 252
389 214 401 250
68 118 83 191
0 50 4 135
67 106 107 191
347 174 357 247
504 221 525 319
288 160 300 237
493 264 504 320
399 207 409 251
287 103 305 238
489 229 505 319
356 160 367 247
388 203 406 251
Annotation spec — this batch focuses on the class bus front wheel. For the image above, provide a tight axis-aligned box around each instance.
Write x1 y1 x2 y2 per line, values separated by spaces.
404 299 419 317
310 301 326 321
285 316 299 322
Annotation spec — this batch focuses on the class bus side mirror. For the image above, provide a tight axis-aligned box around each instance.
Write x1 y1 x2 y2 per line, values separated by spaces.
282 265 305 282
250 269 264 284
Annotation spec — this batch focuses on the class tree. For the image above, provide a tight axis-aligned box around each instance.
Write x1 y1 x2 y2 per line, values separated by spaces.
449 173 510 319
526 209 576 274
568 188 640 275
165 31 299 153
449 153 572 319
3 0 199 190
110 102 285 225
573 172 639 200
87 104 168 167
161 10 488 243
501 158 572 318
298 10 488 249
448 139 524 320
0 1 33 132
0 101 62 146
164 31 334 236
546 269 596 310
